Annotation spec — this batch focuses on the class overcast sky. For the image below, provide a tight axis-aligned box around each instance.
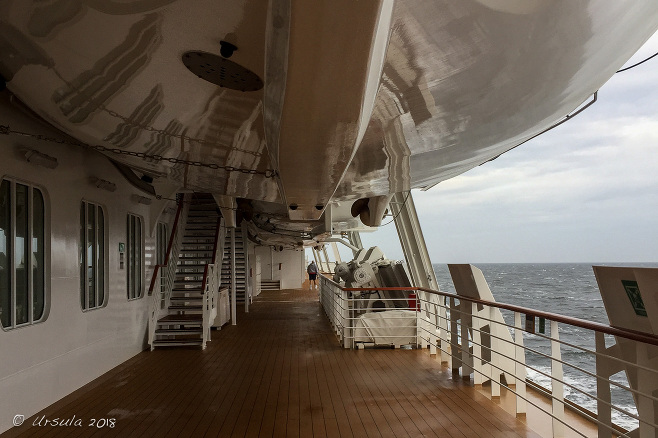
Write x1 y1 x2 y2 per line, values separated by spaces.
356 32 658 264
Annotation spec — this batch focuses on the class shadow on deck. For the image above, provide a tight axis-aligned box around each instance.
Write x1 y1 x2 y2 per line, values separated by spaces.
4 288 547 438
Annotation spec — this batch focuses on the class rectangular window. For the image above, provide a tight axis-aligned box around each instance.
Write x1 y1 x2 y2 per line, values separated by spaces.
127 214 143 300
156 222 167 306
80 201 105 310
1 178 47 329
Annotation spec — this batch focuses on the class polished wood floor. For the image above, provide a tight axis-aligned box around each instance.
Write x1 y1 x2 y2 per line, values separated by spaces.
4 287 544 438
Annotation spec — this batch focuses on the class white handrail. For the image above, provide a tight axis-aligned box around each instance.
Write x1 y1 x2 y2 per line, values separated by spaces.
148 194 190 349
201 219 225 348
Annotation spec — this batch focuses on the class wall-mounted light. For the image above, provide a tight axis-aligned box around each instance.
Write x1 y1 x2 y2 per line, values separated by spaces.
90 177 116 192
131 194 152 205
24 149 58 169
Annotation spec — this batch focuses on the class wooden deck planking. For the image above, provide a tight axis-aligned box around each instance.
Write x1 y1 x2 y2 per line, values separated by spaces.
3 287 543 438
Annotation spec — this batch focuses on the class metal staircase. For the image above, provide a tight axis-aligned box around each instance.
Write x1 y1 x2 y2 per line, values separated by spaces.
221 226 248 306
152 193 221 348
260 280 280 291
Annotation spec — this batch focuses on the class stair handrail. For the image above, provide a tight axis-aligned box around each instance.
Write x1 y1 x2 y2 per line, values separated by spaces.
148 193 190 348
201 218 225 348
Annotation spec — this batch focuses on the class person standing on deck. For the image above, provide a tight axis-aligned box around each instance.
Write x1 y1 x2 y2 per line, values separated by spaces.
307 261 318 289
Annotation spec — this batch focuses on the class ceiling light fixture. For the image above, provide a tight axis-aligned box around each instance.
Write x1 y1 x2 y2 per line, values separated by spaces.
131 195 152 205
90 177 117 192
24 149 58 169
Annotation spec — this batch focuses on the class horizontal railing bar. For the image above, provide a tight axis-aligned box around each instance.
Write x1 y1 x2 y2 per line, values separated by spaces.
430 303 658 377
319 276 658 346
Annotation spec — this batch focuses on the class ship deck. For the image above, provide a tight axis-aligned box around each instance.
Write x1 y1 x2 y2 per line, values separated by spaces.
3 287 596 438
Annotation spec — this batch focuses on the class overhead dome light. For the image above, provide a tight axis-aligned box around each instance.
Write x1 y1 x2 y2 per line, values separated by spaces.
182 50 263 92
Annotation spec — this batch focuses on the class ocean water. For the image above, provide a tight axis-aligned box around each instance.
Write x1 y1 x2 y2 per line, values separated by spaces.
432 263 658 432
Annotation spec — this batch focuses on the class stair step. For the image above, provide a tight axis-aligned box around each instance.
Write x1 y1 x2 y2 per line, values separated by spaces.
155 328 203 335
158 314 202 324
170 296 203 302
172 288 203 293
169 304 203 311
187 213 219 217
152 339 203 347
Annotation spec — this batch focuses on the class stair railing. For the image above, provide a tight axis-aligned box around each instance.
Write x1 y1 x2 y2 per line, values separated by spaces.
201 218 226 348
147 193 190 348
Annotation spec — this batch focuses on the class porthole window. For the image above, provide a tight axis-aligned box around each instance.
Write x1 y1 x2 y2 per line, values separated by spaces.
0 178 47 329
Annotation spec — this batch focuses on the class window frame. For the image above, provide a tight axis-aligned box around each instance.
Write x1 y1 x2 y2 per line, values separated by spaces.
0 177 49 330
80 200 107 312
156 222 168 308
126 213 144 300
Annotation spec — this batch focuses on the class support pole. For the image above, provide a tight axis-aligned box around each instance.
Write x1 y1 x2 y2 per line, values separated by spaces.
231 227 236 325
322 245 332 273
242 222 249 313
346 231 363 257
389 191 438 289
331 242 342 263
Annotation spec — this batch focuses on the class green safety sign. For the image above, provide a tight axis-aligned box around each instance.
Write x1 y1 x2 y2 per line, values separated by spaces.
621 280 647 317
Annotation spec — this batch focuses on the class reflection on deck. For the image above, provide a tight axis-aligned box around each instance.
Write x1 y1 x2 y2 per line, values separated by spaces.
5 288 544 438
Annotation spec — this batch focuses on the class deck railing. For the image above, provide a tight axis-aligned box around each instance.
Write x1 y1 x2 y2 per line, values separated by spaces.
319 275 658 438
200 219 226 348
147 194 190 347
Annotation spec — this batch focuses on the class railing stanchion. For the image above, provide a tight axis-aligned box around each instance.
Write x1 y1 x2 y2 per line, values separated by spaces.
551 319 565 437
416 291 422 348
461 300 473 379
595 331 612 435
450 297 461 374
514 311 527 416
489 305 500 398
429 294 438 356
440 296 449 364
472 302 483 385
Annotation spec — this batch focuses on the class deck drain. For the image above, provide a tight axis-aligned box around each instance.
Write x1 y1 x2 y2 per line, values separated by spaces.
182 51 263 92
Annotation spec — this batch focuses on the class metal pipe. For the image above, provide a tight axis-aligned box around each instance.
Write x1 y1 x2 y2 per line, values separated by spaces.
320 237 359 252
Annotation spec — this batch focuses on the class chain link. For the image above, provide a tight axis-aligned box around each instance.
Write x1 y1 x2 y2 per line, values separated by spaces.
1 125 277 178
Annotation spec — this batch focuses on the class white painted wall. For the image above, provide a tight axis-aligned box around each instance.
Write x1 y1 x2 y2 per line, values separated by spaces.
252 246 304 289
0 99 175 434
255 246 272 281
274 249 304 289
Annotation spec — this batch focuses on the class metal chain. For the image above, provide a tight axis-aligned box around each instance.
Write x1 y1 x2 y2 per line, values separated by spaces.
50 68 264 154
0 125 277 178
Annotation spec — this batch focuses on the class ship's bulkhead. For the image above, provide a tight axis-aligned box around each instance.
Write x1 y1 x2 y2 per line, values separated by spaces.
0 95 178 430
